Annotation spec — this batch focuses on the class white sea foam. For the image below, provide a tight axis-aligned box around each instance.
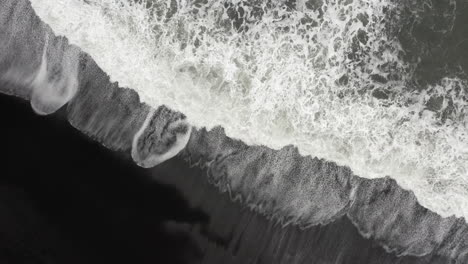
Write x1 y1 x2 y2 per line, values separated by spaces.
30 0 468 219
132 108 192 168
30 36 80 115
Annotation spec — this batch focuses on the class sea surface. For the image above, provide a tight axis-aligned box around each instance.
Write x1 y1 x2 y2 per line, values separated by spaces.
29 0 468 219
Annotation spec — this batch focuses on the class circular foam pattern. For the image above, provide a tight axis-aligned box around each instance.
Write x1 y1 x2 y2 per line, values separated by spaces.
132 106 192 167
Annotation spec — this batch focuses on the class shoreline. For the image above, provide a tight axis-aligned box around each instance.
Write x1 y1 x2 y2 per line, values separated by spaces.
0 92 445 263
1 0 468 262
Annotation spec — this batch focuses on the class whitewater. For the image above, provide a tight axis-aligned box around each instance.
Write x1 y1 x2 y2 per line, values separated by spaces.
29 0 468 219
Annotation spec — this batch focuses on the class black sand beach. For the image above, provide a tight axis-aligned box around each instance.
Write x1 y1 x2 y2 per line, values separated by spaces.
0 93 453 264
0 93 206 264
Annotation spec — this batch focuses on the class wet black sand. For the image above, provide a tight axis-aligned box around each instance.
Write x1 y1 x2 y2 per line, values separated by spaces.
0 93 206 264
0 92 453 264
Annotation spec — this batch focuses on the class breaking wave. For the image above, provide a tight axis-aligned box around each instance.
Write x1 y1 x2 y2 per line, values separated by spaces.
29 0 468 219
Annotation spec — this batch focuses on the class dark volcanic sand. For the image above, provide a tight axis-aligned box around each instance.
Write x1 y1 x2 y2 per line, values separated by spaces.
0 92 450 264
0 93 207 264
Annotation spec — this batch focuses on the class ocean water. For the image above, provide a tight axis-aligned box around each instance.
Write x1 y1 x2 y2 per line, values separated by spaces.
29 0 468 219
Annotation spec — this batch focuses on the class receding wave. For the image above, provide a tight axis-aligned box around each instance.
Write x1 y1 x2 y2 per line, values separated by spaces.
28 0 468 219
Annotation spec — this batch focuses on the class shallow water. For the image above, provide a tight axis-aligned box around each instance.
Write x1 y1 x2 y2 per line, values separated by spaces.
28 0 468 219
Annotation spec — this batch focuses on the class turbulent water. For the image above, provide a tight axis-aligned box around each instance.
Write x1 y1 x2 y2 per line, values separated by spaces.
28 0 468 219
